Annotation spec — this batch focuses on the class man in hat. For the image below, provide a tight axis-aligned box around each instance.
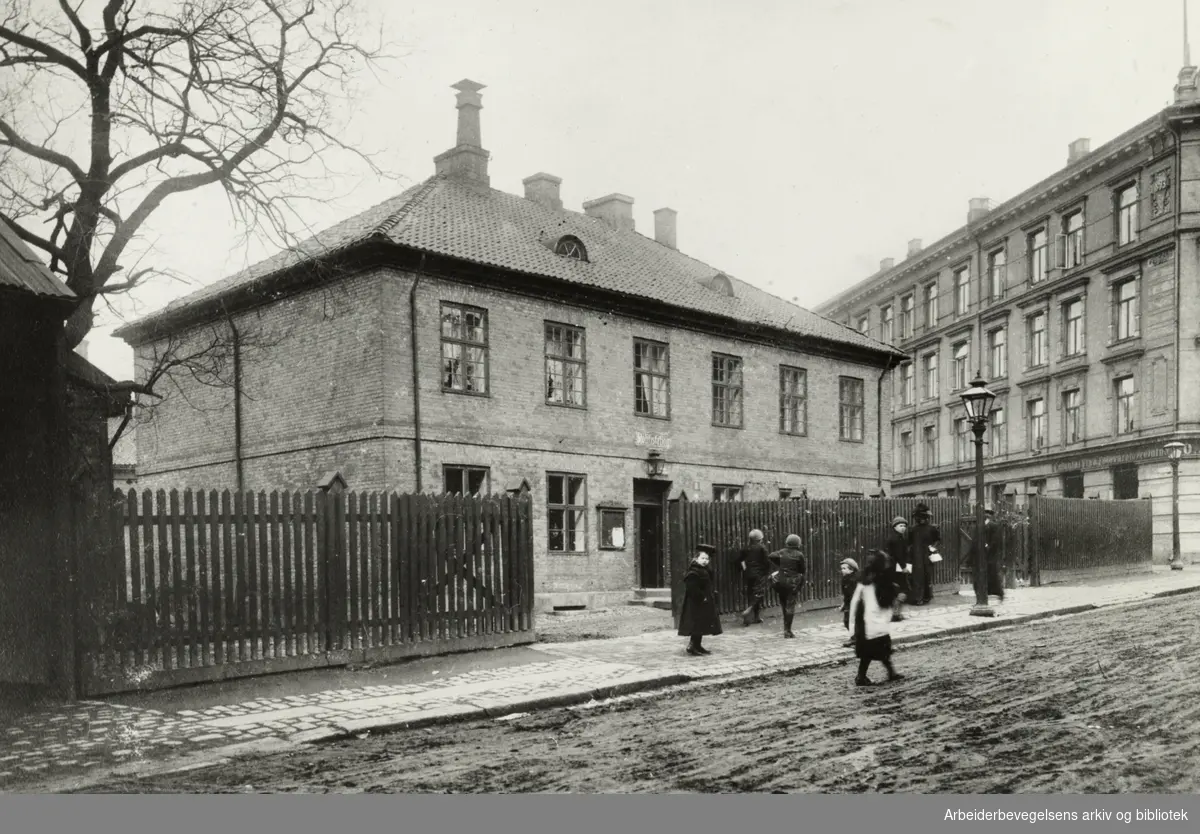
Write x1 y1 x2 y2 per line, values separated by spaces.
907 503 941 605
767 534 806 638
735 529 772 626
966 509 1005 602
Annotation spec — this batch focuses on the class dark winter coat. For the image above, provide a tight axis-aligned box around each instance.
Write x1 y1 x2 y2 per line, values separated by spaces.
885 528 909 570
841 571 859 630
766 546 806 595
907 520 941 602
966 520 1003 567
736 543 772 580
677 562 723 637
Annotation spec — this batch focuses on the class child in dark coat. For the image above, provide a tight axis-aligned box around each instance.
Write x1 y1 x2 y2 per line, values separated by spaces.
838 557 859 646
678 544 722 656
850 549 905 687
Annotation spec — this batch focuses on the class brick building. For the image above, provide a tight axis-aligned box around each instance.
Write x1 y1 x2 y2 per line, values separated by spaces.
815 64 1200 564
116 80 904 611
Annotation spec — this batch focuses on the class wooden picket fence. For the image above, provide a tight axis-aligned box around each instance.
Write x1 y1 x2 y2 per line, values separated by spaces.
75 488 535 696
1031 495 1153 581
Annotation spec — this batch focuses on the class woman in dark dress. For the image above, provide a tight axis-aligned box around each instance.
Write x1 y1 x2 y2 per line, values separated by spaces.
907 503 941 606
678 543 722 656
850 550 904 687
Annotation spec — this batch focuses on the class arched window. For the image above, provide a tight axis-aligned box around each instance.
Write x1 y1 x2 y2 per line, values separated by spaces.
708 272 735 297
554 235 588 262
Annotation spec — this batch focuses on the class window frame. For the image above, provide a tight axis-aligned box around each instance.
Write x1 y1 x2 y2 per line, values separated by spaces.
1062 388 1083 445
921 351 939 401
988 247 1007 300
713 484 743 502
1116 182 1139 246
900 293 915 338
633 338 671 420
922 421 939 469
991 406 1008 458
899 430 915 473
1062 209 1084 269
838 376 866 442
1112 278 1140 343
954 416 971 464
954 265 970 316
988 326 1008 379
1028 228 1049 285
443 464 491 497
952 341 970 390
598 507 627 551
711 352 745 429
1063 298 1085 357
1115 376 1137 435
544 321 587 409
899 362 915 407
546 471 587 553
923 282 939 329
1027 311 1048 369
440 301 490 396
779 365 808 437
1027 398 1047 451
880 305 894 343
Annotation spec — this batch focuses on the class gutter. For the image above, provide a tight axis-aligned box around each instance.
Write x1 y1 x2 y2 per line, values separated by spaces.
220 305 245 493
877 355 899 488
410 254 426 492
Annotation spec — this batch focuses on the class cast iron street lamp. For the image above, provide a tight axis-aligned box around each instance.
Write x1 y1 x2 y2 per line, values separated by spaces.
645 450 666 478
961 373 997 617
1165 441 1185 570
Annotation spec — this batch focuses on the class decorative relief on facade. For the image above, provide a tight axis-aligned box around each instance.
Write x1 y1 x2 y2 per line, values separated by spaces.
1151 356 1168 415
1150 170 1172 218
1148 249 1173 267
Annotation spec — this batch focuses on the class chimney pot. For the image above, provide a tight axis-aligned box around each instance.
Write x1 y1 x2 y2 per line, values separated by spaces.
523 173 563 211
907 238 922 258
1067 137 1091 165
583 193 635 232
653 207 678 249
433 79 490 185
968 197 993 224
880 257 896 272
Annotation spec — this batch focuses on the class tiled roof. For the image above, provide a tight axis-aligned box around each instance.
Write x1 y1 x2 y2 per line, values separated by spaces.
124 175 900 358
0 220 74 300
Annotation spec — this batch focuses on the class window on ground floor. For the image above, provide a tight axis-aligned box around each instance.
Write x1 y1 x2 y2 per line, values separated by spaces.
1112 464 1139 500
713 485 742 502
444 465 489 496
1061 470 1084 499
547 472 586 552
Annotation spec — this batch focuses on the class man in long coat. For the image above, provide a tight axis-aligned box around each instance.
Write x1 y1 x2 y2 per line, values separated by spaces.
966 509 1005 602
735 529 772 626
907 503 941 605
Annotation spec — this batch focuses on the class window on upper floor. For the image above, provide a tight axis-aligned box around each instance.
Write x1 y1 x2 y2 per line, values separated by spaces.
954 417 971 464
900 293 915 338
899 362 915 407
899 430 915 473
712 353 744 428
1117 183 1139 246
633 338 670 418
1112 279 1140 342
988 326 1008 379
1115 376 1137 435
1061 210 1084 269
544 322 586 408
1062 298 1086 357
839 376 865 442
441 302 489 395
1028 398 1047 451
952 341 970 390
921 351 939 400
779 366 807 436
1026 311 1048 368
1062 389 1083 445
857 315 869 335
922 422 939 469
988 248 1007 300
1028 228 1049 285
991 406 1007 458
924 282 939 329
954 266 970 316
880 305 894 343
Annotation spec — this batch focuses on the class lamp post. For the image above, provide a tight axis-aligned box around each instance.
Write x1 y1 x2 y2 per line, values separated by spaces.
1165 441 1185 570
961 373 997 617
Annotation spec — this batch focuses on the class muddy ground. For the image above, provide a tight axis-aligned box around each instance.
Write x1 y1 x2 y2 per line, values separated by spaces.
85 596 1200 793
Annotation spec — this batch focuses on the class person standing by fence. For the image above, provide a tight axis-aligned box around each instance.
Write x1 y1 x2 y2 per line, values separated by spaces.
966 508 1004 603
736 529 772 626
850 550 904 687
885 516 910 622
678 544 722 656
838 557 859 647
767 534 806 639
907 503 941 606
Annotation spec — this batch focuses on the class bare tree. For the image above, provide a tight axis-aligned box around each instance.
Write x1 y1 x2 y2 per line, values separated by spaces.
0 0 389 348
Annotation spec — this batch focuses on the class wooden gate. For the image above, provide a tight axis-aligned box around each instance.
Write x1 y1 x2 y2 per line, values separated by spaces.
76 489 536 696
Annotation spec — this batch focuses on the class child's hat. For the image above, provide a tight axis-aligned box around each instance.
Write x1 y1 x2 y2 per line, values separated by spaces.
840 557 859 572
891 516 907 527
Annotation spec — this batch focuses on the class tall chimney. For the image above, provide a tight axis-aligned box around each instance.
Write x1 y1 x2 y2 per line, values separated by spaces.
433 79 490 185
880 257 895 272
968 197 993 224
523 173 562 210
1067 138 1091 165
907 238 923 258
583 193 635 232
653 208 677 249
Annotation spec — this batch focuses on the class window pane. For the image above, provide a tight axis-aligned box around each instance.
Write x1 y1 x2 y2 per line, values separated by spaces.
445 469 464 494
568 476 585 506
548 475 564 505
467 470 487 495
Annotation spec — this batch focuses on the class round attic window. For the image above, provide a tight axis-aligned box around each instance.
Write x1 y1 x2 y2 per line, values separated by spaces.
554 235 588 262
709 272 735 297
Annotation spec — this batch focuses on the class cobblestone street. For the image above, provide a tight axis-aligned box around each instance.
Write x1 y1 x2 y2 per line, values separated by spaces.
2 568 1196 793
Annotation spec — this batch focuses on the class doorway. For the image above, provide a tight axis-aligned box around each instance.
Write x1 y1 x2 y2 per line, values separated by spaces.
633 478 670 589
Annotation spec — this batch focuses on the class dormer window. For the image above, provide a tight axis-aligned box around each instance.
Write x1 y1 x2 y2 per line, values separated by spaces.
554 235 588 261
707 272 735 297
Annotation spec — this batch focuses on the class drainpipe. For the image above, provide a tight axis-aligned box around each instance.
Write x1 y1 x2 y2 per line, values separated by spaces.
220 306 245 493
877 356 898 488
409 256 425 493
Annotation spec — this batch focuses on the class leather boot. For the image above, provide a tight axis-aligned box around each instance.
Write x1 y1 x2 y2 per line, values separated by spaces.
783 613 795 638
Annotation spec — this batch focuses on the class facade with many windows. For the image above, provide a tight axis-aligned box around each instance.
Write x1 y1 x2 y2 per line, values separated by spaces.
815 67 1200 563
117 80 902 610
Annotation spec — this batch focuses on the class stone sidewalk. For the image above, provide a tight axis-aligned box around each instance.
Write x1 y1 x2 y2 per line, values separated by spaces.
5 568 1198 793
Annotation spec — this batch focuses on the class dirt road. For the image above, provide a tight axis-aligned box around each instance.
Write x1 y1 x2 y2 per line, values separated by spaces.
84 595 1200 793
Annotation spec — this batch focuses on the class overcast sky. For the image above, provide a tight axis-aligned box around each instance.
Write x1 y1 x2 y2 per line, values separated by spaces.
71 0 1193 379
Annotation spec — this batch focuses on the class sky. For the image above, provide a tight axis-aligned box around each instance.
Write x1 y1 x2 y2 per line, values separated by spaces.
52 0 1195 379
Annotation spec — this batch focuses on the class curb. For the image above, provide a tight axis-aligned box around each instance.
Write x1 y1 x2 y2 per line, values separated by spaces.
31 580 1200 793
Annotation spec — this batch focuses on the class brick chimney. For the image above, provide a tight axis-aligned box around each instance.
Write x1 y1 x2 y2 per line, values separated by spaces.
1067 138 1091 165
523 173 562 210
968 197 993 224
583 193 635 232
433 79 490 185
880 257 895 272
653 208 677 249
907 239 922 258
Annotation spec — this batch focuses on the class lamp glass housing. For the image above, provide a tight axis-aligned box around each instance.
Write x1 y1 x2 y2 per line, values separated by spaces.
960 375 997 423
1165 441 1186 462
